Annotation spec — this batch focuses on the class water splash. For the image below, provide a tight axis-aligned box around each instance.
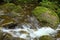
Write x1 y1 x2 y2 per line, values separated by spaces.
0 26 57 40
0 16 59 40
56 24 60 30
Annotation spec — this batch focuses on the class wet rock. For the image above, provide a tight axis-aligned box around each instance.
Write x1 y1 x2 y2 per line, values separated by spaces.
27 16 40 28
0 15 17 28
18 15 40 29
32 6 59 29
0 31 3 40
20 30 29 34
3 23 18 29
3 33 13 40
13 37 26 40
56 30 60 38
0 10 5 15
39 35 54 40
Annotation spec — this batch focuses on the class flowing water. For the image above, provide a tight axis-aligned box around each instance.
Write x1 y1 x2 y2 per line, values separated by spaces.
0 15 60 40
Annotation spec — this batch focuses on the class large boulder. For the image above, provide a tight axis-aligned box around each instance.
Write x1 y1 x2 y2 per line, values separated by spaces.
32 6 59 29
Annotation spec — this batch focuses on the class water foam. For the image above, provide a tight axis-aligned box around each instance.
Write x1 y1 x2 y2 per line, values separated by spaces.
0 26 57 40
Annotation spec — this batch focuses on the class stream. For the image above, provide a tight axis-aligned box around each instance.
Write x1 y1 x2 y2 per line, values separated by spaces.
0 15 60 40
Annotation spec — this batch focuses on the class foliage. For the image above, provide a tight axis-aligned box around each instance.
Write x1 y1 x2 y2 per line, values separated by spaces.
39 1 58 10
16 0 36 3
56 8 60 19
3 0 38 4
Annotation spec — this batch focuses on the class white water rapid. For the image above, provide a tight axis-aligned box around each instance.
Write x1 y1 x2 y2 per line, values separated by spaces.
0 16 60 40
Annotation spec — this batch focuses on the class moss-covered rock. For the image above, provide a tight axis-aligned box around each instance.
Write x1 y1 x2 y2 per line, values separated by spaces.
39 35 54 40
32 6 59 29
12 5 22 13
0 3 23 22
0 3 22 13
0 15 16 27
1 3 16 12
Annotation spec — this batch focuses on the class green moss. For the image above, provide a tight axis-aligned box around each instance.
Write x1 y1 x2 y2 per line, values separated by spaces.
39 35 54 40
1 3 16 13
56 8 60 20
32 6 59 29
0 3 22 13
13 5 22 13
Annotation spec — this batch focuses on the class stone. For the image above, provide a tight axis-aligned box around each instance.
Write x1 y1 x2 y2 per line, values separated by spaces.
32 6 59 29
0 31 3 40
39 35 54 40
3 33 13 40
0 15 17 28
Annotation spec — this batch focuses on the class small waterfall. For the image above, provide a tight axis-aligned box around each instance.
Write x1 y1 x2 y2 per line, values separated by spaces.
0 16 60 40
0 26 57 40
